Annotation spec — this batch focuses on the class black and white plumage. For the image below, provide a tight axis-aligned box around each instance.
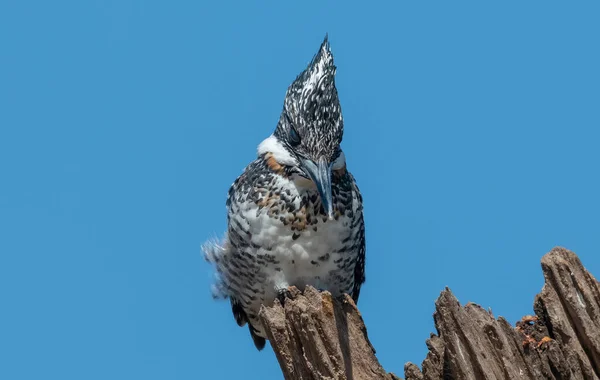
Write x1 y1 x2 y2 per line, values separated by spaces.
203 36 366 350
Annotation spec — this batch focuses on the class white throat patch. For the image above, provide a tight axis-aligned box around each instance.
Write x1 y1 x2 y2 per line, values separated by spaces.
257 135 298 166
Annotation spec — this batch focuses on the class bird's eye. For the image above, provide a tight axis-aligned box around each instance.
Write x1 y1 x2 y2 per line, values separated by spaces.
289 126 301 146
323 111 330 119
285 113 301 146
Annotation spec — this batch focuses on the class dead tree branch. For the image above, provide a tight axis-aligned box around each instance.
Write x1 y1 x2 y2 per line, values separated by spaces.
259 247 600 380
259 286 399 380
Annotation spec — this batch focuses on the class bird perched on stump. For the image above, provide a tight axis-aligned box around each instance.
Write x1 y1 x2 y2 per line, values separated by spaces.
203 35 366 350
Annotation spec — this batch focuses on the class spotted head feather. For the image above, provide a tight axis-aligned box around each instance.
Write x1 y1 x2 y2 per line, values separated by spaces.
273 35 343 165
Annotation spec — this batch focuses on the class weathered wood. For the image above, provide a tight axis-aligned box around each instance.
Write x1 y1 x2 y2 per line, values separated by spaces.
259 247 600 380
405 247 600 380
258 285 399 380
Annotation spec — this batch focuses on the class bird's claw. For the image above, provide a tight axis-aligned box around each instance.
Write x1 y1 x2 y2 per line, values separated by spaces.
277 287 295 306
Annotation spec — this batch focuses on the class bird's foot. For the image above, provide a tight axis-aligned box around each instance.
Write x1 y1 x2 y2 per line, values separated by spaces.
276 287 296 306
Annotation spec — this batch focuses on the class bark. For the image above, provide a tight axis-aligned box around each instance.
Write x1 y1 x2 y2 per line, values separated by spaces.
259 286 399 380
259 247 600 380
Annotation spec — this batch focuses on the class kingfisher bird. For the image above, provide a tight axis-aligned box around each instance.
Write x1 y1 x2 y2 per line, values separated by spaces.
203 35 366 350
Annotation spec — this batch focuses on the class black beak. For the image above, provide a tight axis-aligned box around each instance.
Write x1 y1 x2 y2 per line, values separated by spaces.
301 158 334 219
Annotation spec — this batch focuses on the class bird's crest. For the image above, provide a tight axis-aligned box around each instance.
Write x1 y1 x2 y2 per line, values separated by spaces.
285 35 337 116
276 35 343 163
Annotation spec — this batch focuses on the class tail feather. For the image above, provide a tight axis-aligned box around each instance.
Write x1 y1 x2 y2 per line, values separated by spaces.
231 298 247 327
232 298 266 350
249 323 266 350
204 237 266 350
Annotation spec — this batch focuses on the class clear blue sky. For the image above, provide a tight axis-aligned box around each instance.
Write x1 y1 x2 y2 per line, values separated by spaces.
1 1 599 379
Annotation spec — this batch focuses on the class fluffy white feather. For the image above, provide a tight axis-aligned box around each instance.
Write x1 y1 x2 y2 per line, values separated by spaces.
257 135 297 166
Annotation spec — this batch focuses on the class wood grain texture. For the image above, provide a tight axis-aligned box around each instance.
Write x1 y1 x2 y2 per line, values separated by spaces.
259 247 600 380
406 247 600 380
259 286 398 380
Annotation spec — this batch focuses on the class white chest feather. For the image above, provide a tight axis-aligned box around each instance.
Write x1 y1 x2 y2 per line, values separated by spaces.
230 174 357 301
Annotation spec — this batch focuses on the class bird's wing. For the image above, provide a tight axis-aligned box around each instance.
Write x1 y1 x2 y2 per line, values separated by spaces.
224 163 267 350
350 179 366 304
351 213 366 303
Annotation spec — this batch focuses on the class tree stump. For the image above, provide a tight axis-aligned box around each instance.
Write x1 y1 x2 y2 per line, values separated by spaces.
259 247 600 380
259 286 399 380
